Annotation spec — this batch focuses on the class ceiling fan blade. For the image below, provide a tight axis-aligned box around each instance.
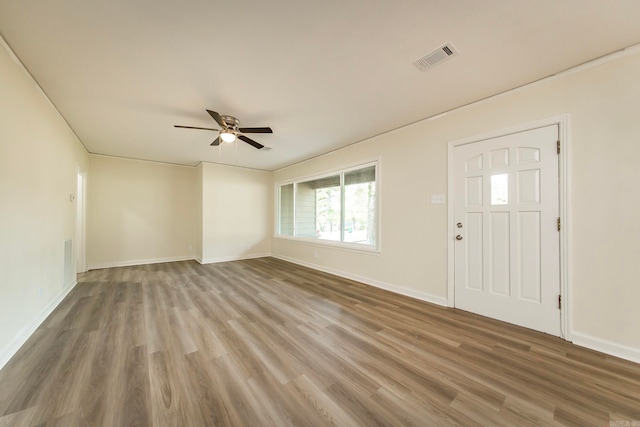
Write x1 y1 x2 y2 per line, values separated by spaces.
238 127 273 134
238 134 264 149
206 110 227 128
174 125 219 131
210 136 221 146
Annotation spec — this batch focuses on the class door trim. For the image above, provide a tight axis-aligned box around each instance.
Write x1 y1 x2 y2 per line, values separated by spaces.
447 115 570 340
76 167 87 274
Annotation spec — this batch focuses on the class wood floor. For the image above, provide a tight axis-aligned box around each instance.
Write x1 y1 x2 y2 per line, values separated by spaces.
0 258 638 426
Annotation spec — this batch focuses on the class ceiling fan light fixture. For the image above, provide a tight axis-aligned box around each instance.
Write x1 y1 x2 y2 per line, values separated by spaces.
220 131 236 143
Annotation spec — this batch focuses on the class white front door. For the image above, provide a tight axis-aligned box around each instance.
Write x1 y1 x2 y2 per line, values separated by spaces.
453 125 560 336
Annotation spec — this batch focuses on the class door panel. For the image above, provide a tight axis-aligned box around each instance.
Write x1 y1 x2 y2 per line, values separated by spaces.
519 211 541 302
490 212 510 296
454 125 560 336
466 212 483 290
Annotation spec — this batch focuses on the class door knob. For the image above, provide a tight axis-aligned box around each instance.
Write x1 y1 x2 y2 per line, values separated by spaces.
456 235 463 240
457 222 463 228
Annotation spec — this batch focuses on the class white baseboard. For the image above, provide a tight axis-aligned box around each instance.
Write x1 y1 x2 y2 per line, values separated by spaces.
272 254 448 307
571 332 640 364
87 255 195 270
88 253 273 270
0 281 78 371
198 253 272 265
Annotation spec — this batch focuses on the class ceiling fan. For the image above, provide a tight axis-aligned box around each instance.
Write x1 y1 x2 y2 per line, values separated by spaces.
175 110 272 149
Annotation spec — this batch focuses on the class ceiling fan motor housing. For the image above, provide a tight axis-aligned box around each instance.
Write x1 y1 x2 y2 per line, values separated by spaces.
221 115 240 131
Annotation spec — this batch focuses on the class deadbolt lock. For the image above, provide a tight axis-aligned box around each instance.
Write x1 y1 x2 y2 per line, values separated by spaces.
456 222 463 228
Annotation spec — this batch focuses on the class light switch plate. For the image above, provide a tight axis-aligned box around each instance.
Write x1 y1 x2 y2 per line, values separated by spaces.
431 194 445 204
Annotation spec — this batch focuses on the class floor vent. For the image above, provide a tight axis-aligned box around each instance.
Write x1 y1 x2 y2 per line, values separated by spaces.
413 43 458 71
63 239 73 288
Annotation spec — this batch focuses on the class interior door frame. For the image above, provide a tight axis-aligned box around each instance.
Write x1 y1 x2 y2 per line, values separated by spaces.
76 167 87 274
447 115 571 340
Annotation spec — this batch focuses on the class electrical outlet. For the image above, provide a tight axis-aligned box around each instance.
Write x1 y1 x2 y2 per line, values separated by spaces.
188 245 193 252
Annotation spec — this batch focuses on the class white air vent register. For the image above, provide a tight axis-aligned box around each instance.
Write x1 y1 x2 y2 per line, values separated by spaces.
413 43 458 71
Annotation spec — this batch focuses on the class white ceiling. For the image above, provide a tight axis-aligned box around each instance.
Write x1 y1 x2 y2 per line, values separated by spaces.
2 1 640 171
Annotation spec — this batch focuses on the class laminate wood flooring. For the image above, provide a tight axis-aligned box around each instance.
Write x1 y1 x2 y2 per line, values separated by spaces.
0 258 638 426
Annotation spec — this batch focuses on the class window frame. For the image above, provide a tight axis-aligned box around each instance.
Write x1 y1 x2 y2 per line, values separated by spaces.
275 160 380 253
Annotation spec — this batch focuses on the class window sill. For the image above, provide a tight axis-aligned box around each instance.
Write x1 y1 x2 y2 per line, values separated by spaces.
273 235 380 255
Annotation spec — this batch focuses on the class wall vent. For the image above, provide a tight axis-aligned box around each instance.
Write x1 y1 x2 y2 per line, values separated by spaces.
63 239 73 288
413 43 458 71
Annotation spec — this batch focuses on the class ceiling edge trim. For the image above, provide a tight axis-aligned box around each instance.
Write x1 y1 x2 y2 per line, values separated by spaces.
88 152 271 172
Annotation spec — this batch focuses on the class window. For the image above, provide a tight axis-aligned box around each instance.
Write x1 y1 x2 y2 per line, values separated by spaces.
278 183 294 235
276 163 377 249
491 173 509 205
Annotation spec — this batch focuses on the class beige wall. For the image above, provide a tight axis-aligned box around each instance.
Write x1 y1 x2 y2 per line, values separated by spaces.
0 38 89 368
86 158 272 267
200 162 272 262
87 155 196 268
273 50 640 359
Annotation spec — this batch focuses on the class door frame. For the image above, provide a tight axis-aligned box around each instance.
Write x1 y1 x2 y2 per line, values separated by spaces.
447 115 571 340
76 167 87 274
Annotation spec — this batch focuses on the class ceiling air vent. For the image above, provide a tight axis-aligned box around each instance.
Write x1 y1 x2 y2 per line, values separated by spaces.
413 43 458 71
